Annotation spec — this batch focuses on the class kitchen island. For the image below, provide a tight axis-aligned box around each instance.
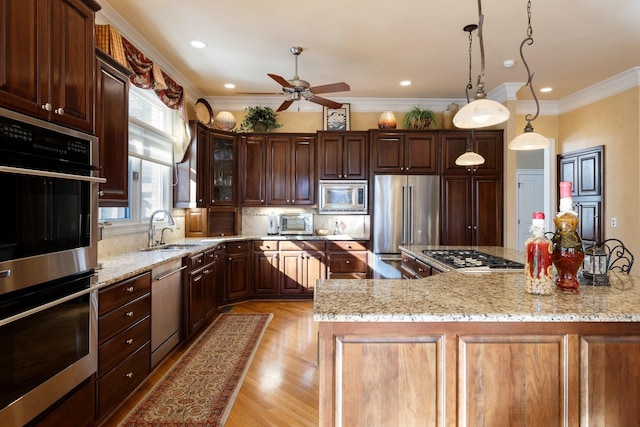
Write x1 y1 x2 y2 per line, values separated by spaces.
314 246 640 426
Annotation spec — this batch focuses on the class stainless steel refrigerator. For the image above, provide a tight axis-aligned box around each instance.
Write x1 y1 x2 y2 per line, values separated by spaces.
372 175 440 279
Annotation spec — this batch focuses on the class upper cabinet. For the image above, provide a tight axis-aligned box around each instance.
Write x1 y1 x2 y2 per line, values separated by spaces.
440 130 503 175
239 135 267 206
96 49 132 207
370 130 438 174
174 122 238 208
318 131 368 180
0 0 99 133
266 134 316 206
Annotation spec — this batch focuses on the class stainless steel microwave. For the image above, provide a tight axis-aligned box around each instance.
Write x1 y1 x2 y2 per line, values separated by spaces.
318 180 368 214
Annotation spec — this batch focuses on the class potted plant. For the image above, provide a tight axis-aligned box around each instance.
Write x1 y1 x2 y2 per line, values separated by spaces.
402 106 438 129
239 106 282 133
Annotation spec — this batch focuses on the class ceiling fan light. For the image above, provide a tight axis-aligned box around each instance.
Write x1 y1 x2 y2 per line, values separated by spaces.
508 130 550 150
455 150 485 166
453 98 510 129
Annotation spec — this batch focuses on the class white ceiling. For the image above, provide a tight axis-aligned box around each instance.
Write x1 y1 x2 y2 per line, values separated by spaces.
99 0 640 110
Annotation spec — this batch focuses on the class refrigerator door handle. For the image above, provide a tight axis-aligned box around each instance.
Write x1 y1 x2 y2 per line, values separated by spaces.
401 185 406 244
408 184 414 243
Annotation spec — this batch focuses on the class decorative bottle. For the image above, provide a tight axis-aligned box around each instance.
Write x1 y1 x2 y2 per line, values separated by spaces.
524 212 554 295
551 182 584 294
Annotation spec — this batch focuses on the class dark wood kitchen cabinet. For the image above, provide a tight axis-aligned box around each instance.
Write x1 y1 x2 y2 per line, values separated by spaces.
558 146 604 245
266 134 316 206
327 240 369 279
0 0 99 133
318 131 368 180
279 240 326 295
225 241 251 301
175 122 241 236
252 241 280 296
96 48 132 207
440 130 503 246
96 272 151 421
370 130 438 174
239 135 267 206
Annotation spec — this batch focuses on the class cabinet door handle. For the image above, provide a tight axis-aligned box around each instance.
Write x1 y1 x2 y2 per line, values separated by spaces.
125 372 134 378
125 338 134 345
125 311 134 317
54 107 64 115
125 286 134 293
41 102 52 111
345 260 350 264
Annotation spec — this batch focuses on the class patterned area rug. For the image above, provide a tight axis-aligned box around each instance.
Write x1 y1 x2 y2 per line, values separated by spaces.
119 313 273 426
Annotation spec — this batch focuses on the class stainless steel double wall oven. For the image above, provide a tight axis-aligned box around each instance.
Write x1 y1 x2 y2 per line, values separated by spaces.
0 108 102 426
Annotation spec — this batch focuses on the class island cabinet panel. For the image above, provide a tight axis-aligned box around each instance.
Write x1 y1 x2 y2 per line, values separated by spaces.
319 321 640 427
580 335 640 425
334 334 441 426
458 334 566 426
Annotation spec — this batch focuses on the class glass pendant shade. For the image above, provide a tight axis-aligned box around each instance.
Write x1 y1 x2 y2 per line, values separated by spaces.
508 130 550 150
455 150 485 166
453 98 510 129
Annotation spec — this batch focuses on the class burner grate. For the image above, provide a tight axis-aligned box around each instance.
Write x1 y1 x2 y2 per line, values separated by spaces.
422 249 524 270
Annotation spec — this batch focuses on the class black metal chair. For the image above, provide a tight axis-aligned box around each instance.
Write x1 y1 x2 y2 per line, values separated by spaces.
598 239 634 274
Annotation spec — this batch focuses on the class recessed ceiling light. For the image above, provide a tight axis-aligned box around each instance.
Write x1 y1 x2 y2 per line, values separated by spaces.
503 59 515 68
224 83 235 89
189 40 207 49
540 87 553 93
400 80 412 86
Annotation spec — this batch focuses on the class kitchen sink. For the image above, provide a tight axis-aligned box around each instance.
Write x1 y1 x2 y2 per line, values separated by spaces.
140 243 202 252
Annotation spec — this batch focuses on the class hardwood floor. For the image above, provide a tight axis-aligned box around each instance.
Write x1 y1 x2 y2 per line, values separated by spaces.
101 300 319 426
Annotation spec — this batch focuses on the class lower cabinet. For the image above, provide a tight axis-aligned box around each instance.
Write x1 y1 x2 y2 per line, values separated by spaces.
186 244 226 338
328 241 369 279
96 272 151 421
279 240 327 295
252 241 280 295
226 241 251 301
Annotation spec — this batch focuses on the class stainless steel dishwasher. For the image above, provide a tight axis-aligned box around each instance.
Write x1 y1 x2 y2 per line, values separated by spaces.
150 258 186 368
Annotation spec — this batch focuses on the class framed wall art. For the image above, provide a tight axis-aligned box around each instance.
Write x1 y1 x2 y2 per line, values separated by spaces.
323 104 350 131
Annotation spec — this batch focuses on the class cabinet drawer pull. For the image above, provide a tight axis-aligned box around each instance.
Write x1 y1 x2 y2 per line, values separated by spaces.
125 311 134 317
345 260 350 264
124 372 134 378
125 338 134 345
125 286 134 293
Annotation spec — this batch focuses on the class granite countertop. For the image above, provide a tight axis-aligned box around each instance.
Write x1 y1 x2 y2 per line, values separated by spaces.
313 245 640 323
96 234 369 289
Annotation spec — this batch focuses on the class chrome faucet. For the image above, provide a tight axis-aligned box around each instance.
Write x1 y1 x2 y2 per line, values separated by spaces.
148 210 175 247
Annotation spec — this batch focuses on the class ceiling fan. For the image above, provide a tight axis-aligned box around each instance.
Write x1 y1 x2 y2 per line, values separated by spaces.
263 46 350 112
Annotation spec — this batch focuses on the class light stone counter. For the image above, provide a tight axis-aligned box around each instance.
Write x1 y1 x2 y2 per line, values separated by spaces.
96 234 368 289
313 245 640 323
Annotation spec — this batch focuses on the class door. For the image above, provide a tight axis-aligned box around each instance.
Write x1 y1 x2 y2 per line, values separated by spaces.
407 175 440 246
441 176 472 246
373 175 406 254
516 170 545 250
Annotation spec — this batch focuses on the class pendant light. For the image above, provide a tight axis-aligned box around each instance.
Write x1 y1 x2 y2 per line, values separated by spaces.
455 25 485 167
453 0 510 129
508 0 549 150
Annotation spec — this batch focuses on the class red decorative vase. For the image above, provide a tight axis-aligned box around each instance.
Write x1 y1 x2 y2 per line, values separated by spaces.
551 212 584 293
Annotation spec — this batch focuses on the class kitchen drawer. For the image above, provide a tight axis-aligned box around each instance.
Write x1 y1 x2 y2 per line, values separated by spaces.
328 240 369 252
226 240 250 253
254 240 279 251
190 252 205 269
96 342 151 419
99 294 150 344
98 272 151 316
98 316 150 376
329 252 368 274
401 252 417 272
279 240 326 252
415 258 432 278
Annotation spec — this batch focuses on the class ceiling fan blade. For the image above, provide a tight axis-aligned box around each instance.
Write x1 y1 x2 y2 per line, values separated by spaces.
268 73 294 88
309 82 350 94
276 99 294 112
307 95 343 109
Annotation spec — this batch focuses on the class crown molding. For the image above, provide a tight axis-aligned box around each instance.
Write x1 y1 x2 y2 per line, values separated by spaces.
556 67 640 114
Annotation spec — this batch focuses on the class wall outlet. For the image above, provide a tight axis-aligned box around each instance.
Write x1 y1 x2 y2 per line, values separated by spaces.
611 217 617 228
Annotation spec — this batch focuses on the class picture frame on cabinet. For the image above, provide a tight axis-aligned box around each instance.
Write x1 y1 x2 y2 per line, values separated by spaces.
323 104 350 131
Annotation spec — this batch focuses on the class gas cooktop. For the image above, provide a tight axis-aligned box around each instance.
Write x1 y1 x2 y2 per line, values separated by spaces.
421 249 525 271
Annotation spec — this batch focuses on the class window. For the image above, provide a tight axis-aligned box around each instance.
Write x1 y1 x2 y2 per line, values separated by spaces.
99 86 176 225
